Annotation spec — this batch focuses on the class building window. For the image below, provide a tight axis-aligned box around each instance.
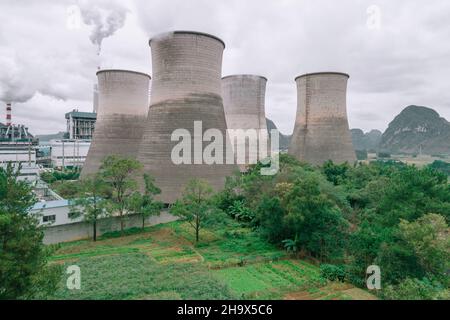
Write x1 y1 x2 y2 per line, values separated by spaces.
68 211 79 219
43 215 56 223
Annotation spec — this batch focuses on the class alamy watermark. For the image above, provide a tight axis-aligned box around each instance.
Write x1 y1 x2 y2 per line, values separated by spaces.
366 5 382 30
66 265 81 290
366 265 381 290
171 121 280 175
66 5 82 30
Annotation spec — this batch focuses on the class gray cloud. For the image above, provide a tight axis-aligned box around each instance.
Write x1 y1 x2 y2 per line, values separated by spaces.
1 0 449 135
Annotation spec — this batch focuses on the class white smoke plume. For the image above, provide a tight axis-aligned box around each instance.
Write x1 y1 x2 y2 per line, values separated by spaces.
0 1 128 104
79 2 128 54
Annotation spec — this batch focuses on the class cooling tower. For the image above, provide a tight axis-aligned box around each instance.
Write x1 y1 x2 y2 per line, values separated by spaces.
222 75 268 171
137 31 237 203
81 69 150 177
289 72 356 165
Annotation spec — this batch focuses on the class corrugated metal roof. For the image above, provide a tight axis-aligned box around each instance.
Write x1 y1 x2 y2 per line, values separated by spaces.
31 199 71 210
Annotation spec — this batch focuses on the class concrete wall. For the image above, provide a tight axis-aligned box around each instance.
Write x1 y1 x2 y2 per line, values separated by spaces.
50 139 90 168
137 31 238 203
43 211 178 244
289 72 356 165
81 70 150 177
222 75 268 171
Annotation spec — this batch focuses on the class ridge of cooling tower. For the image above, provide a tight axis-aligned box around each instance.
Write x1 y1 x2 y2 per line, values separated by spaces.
221 74 269 172
294 72 349 81
289 71 356 165
222 74 268 81
149 30 226 48
96 69 151 78
138 31 237 204
81 69 150 177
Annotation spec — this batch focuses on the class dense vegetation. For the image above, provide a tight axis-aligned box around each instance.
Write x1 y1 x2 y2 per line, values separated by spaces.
0 164 61 299
428 160 450 176
45 220 372 300
41 167 81 184
216 155 450 300
2 153 449 300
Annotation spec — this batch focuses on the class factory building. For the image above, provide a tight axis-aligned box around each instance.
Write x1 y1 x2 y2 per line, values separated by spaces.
137 31 237 203
81 69 150 177
222 75 269 171
289 72 356 165
65 110 97 140
1 102 39 181
50 139 91 168
1 103 36 143
0 145 38 182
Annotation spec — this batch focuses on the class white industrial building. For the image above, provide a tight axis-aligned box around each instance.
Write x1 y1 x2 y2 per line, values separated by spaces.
29 199 178 244
65 110 96 140
0 145 39 182
31 200 82 226
50 139 91 168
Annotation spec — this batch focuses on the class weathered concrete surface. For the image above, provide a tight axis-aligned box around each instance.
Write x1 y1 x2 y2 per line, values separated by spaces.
222 75 269 171
289 72 356 165
43 211 178 245
137 31 238 203
81 70 150 177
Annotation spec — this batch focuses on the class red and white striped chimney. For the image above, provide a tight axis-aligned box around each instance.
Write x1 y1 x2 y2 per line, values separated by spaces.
6 102 12 126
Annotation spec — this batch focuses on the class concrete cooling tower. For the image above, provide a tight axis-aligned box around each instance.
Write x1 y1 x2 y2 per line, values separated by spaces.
222 75 268 171
137 31 237 203
81 69 150 177
289 72 356 165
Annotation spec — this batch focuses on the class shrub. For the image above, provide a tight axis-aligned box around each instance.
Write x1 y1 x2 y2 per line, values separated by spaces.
320 264 347 282
228 200 255 223
382 278 449 300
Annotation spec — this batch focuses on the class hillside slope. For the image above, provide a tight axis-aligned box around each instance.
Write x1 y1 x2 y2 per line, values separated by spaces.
46 221 375 300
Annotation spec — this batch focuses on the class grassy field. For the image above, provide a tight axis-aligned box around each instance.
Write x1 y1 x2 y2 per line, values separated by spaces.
367 153 450 167
46 220 375 300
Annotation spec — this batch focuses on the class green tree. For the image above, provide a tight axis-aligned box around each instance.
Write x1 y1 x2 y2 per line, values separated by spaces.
398 214 449 284
228 200 255 223
283 176 349 261
382 277 449 300
321 160 351 186
51 180 81 199
170 179 215 243
255 196 287 244
0 164 61 299
100 155 143 234
69 174 111 241
126 174 163 230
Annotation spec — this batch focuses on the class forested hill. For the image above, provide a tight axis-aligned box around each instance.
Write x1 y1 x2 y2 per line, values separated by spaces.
351 129 382 152
379 105 450 155
266 118 291 151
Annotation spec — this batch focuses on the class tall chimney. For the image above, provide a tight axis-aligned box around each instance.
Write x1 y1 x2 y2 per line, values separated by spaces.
6 102 12 126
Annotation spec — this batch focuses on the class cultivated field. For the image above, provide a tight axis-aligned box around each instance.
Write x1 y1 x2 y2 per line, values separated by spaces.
46 221 375 300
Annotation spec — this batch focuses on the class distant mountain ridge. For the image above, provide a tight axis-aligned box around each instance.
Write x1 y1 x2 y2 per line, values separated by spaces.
379 105 450 155
266 118 291 150
351 129 382 152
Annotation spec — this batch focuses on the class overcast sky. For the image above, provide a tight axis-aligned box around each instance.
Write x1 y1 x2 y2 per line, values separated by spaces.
1 0 449 135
